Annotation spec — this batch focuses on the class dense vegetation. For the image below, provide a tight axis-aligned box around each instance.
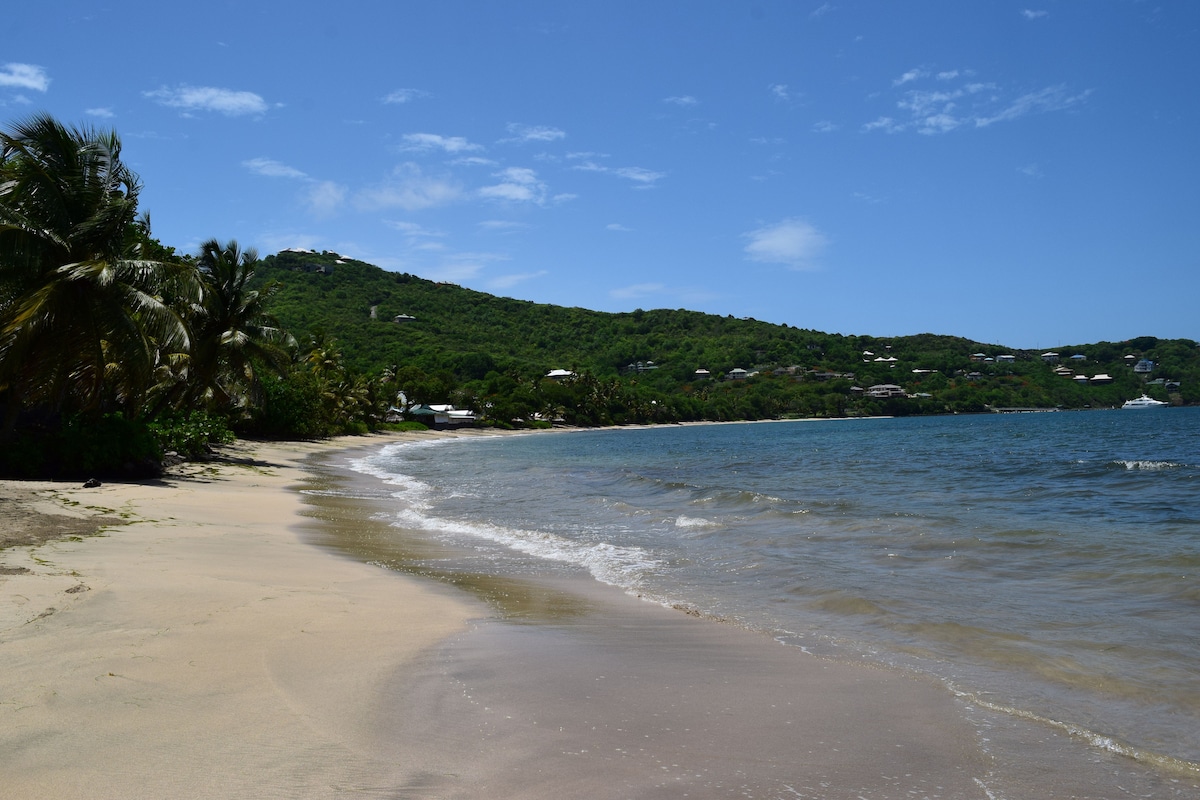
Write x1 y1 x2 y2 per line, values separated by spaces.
3 114 1196 477
253 249 1200 424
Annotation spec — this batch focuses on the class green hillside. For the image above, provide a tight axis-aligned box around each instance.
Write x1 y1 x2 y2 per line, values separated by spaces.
251 250 1199 423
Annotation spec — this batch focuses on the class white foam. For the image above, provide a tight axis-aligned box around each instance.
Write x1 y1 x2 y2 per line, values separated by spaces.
387 506 661 591
1115 460 1182 471
675 515 720 529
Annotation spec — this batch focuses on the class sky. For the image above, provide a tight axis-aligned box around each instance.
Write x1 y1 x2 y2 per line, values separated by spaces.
3 1 1197 350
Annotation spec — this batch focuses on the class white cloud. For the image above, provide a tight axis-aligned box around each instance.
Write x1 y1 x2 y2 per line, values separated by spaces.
663 95 698 107
144 85 268 116
243 157 308 179
810 3 834 19
306 181 347 216
743 218 828 269
383 88 430 104
614 167 665 187
488 270 547 290
399 133 483 154
770 84 791 101
862 116 900 133
387 220 445 238
1018 163 1044 179
866 71 1089 135
893 68 928 87
356 162 463 211
85 107 115 118
975 85 1091 127
606 223 633 232
479 166 547 204
1022 9 1049 19
427 251 509 284
611 283 666 300
812 120 839 133
505 123 566 143
0 63 49 92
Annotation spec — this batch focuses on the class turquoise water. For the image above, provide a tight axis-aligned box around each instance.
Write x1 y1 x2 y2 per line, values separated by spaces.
350 409 1200 771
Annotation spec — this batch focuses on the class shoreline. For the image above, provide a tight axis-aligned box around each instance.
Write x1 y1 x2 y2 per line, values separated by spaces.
3 429 1197 798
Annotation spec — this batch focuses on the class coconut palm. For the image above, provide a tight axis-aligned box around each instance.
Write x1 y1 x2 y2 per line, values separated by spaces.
0 114 193 423
179 238 294 412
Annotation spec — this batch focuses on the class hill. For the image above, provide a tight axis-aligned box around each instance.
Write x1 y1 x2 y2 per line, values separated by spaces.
251 249 1199 423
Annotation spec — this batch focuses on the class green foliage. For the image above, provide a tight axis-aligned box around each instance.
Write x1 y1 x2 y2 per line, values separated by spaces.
146 411 234 459
249 251 1200 423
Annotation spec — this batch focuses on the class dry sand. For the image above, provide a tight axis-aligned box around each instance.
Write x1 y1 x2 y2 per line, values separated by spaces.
0 433 480 799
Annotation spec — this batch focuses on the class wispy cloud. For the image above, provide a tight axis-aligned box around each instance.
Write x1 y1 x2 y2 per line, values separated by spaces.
356 162 463 211
571 158 665 189
243 157 308 179
478 220 533 234
1018 163 1044 179
812 120 839 133
0 63 49 92
479 166 548 204
144 85 269 116
306 181 347 217
663 95 698 107
382 88 431 104
426 251 509 284
488 270 547 290
866 70 1089 135
399 133 483 154
743 218 828 270
1022 9 1049 20
606 223 633 232
387 220 446 238
975 84 1091 127
770 84 791 101
85 107 115 118
810 3 834 20
504 123 566 143
893 68 928 87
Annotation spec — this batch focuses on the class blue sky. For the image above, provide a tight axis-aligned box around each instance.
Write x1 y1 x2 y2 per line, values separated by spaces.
4 1 1197 349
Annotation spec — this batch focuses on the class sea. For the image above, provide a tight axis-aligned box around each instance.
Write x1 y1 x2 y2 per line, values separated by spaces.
346 408 1200 777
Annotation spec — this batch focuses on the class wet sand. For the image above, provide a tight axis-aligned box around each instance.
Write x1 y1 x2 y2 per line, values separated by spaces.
3 431 1196 799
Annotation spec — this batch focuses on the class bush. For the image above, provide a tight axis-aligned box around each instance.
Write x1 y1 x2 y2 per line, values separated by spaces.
147 411 234 459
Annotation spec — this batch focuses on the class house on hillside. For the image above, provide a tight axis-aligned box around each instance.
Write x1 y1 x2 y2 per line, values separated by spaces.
866 384 905 398
546 369 575 381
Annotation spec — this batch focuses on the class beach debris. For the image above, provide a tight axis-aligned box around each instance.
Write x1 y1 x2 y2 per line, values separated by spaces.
82 478 101 488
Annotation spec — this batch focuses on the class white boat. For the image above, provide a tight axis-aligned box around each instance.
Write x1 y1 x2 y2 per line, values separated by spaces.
1122 395 1168 409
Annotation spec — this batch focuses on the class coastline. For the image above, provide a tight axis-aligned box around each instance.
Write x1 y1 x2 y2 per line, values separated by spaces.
3 426 1196 798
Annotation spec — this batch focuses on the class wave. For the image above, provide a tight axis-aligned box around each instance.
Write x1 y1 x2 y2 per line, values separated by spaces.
385 505 662 592
1111 459 1186 471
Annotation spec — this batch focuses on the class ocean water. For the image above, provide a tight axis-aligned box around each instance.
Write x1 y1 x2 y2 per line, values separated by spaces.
348 409 1200 774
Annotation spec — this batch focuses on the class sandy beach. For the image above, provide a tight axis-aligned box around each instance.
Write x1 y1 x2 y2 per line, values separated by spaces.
0 433 481 799
3 430 1190 799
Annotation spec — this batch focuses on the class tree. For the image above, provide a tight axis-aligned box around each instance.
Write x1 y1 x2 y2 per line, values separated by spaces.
178 238 294 413
0 114 193 424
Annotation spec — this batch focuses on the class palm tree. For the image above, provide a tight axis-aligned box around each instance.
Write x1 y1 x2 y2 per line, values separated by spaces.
0 114 193 424
179 238 294 413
